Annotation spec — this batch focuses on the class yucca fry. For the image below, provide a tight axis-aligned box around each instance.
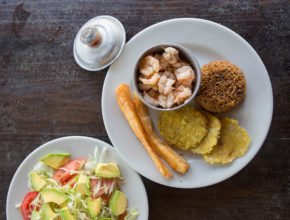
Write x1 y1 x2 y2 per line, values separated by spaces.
133 94 190 174
115 84 172 179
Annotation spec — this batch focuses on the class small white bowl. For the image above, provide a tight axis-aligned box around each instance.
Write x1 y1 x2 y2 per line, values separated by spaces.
133 43 201 111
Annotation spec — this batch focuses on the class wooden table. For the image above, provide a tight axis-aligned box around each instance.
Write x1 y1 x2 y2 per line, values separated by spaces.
1 0 289 219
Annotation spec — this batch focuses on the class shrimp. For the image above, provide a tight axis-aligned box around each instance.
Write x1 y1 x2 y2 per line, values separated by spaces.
138 82 151 91
152 84 159 91
158 75 176 95
138 82 159 91
157 93 175 108
157 94 167 108
161 71 176 80
173 61 190 69
143 90 159 107
139 72 160 86
154 54 169 71
147 89 159 98
174 85 192 105
163 47 180 65
143 90 174 108
139 55 160 76
174 65 195 87
166 92 175 108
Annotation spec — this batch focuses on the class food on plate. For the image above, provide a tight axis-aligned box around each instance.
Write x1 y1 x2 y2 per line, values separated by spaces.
30 171 46 191
20 191 39 220
52 158 86 185
40 153 71 169
18 148 139 220
116 84 172 179
137 47 196 108
157 106 250 164
109 190 127 216
196 60 246 113
204 117 251 164
191 111 222 155
133 93 190 174
158 106 208 150
95 162 121 178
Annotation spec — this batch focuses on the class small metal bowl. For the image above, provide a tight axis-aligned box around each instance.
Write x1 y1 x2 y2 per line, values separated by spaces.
133 43 201 111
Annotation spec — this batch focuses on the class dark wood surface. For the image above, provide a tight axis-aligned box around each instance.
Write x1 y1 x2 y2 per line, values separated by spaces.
1 0 289 219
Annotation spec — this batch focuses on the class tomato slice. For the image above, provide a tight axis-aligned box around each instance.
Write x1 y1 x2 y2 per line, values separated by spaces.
61 174 78 187
91 178 120 202
53 158 86 185
119 210 128 220
20 191 39 220
101 193 112 205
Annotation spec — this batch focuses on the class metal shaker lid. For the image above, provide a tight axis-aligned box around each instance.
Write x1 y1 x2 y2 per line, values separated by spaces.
73 15 126 71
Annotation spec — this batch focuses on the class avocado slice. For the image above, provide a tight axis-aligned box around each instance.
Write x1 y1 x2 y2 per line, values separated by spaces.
87 197 101 218
42 188 68 205
76 174 91 196
40 153 70 169
108 189 127 216
42 203 58 220
30 171 46 191
60 207 76 220
95 163 120 178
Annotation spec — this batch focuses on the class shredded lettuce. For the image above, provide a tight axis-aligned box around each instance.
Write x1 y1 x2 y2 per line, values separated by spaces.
29 193 42 212
109 178 116 195
125 208 140 220
33 161 55 178
84 154 97 171
93 178 102 198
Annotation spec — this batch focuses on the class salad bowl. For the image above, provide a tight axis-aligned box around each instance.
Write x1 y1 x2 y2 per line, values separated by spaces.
6 136 148 220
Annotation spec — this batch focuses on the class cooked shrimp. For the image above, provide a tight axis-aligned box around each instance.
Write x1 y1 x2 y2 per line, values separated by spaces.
138 82 151 91
157 93 175 108
174 65 195 87
139 72 160 86
163 47 180 65
138 82 159 91
139 55 160 76
173 61 190 69
147 89 159 98
154 54 169 71
166 93 175 108
174 85 192 105
157 94 167 108
143 91 159 107
152 84 159 91
158 75 176 95
161 71 176 80
176 81 193 89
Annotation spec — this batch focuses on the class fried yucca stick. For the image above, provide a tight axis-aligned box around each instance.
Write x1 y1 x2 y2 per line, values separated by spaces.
133 94 190 174
115 84 172 179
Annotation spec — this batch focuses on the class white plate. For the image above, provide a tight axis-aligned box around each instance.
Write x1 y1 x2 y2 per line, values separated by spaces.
102 18 273 188
6 136 148 220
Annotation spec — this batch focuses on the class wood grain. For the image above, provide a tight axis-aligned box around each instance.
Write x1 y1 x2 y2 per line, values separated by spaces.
0 0 289 219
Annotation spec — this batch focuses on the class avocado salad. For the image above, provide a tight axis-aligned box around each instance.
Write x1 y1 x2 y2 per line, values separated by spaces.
17 147 139 220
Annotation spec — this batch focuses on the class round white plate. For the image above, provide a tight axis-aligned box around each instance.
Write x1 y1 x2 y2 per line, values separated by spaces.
6 136 148 220
102 18 273 188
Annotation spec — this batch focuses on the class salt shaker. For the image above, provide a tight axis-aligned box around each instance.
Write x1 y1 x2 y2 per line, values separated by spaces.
73 15 126 71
